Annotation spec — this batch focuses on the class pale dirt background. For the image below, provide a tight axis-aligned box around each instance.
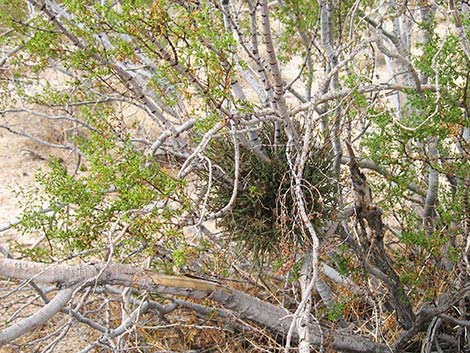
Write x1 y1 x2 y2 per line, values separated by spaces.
0 111 77 246
0 114 96 353
0 123 49 243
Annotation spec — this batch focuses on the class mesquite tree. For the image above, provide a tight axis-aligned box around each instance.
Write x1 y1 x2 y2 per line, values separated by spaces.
0 0 469 352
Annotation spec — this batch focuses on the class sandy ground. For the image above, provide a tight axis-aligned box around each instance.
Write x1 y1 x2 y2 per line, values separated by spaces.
0 97 92 351
0 126 81 352
0 125 50 245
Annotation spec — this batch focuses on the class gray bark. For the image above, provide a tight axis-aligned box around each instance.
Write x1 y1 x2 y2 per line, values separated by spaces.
0 286 76 346
423 137 439 224
0 258 388 353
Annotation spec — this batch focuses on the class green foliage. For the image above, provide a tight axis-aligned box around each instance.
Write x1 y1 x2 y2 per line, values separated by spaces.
193 114 220 137
25 18 60 58
17 132 186 257
400 269 423 288
274 0 318 63
361 28 469 224
0 0 27 30
326 300 346 322
330 246 355 276
0 0 239 268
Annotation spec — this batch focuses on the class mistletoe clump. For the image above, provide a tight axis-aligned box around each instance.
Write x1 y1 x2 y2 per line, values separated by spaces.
205 125 337 259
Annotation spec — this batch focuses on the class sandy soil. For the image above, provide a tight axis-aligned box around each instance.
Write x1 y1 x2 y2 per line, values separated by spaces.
0 123 50 245
0 124 79 352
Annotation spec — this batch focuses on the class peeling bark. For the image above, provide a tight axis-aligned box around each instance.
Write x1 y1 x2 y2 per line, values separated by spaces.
347 144 415 329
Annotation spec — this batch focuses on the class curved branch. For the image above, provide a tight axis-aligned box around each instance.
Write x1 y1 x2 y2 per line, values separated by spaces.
0 286 76 346
423 138 439 223
289 83 437 117
341 155 425 196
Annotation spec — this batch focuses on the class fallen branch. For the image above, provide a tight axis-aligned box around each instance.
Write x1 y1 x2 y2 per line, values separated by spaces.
0 286 76 346
0 258 388 353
